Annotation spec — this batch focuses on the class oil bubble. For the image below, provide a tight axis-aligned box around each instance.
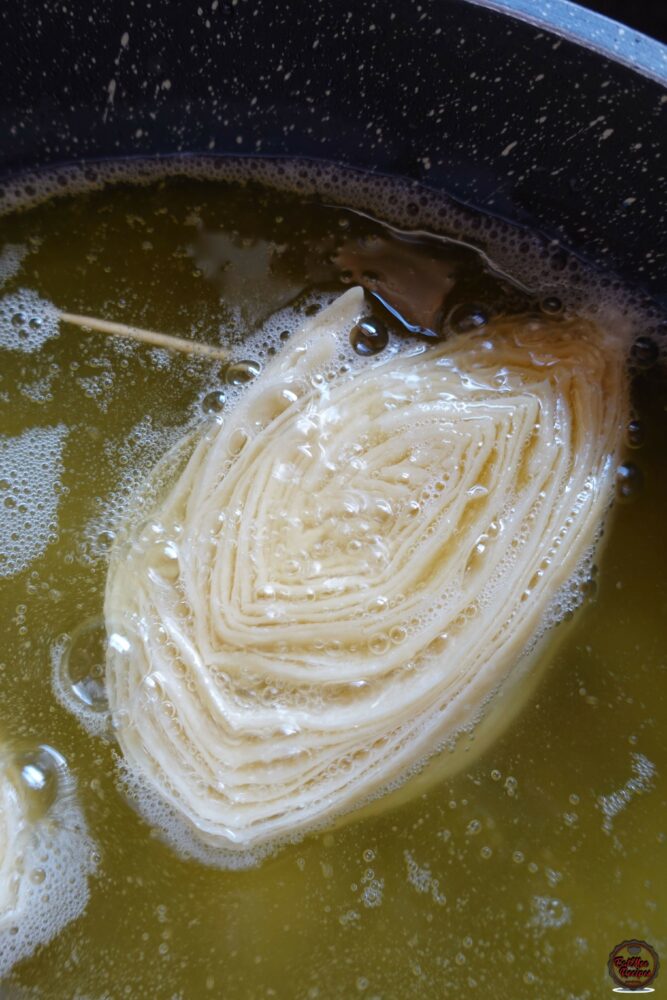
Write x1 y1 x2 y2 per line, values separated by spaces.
616 462 643 502
626 419 644 449
631 336 659 368
448 303 489 334
540 296 563 315
225 360 261 385
369 633 390 655
202 389 226 414
504 776 518 797
15 745 65 820
59 617 109 712
96 529 115 551
350 316 389 356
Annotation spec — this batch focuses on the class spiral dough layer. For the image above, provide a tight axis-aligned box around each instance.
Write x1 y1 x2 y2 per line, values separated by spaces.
0 747 95 975
105 287 627 852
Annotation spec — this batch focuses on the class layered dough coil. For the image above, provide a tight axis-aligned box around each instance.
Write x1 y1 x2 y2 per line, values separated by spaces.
0 760 27 924
0 747 94 975
106 287 627 852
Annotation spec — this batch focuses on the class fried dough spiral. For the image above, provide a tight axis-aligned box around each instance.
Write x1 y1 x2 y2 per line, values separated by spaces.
106 288 626 853
0 747 94 974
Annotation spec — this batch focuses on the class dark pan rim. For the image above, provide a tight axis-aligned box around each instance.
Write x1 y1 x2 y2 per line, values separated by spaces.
468 0 667 84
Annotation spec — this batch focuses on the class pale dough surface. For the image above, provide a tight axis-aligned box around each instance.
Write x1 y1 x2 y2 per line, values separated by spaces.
106 288 626 850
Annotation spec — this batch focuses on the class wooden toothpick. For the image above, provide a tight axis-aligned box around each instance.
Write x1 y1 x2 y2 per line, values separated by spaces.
58 310 229 361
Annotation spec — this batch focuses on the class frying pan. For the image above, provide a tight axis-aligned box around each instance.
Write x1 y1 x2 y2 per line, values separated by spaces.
0 0 665 307
0 3 665 995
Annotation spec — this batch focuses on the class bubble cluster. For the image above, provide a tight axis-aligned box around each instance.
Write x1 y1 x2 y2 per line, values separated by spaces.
404 850 447 905
0 288 60 352
530 895 572 930
81 415 193 567
0 244 28 288
0 425 67 578
598 752 656 834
